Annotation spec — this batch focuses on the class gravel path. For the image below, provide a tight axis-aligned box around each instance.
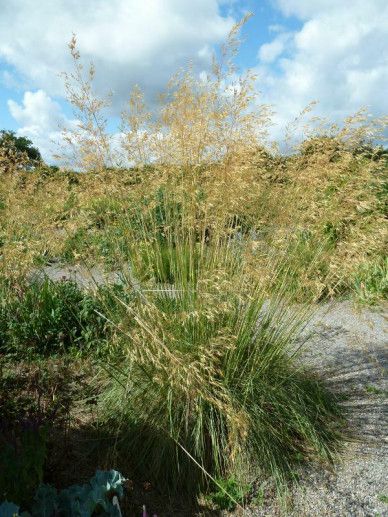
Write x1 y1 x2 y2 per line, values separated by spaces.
247 301 388 517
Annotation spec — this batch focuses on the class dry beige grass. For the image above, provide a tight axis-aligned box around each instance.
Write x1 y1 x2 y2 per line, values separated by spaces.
0 16 386 301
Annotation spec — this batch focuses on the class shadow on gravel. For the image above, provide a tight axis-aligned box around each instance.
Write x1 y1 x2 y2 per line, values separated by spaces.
317 345 387 446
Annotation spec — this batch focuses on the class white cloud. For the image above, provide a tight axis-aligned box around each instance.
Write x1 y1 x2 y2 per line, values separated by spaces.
8 90 77 162
258 32 292 63
0 0 233 107
1 0 234 161
256 0 388 140
8 90 66 132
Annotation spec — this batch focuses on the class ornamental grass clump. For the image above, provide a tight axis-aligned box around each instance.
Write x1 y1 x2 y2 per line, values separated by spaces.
99 191 342 496
55 17 345 499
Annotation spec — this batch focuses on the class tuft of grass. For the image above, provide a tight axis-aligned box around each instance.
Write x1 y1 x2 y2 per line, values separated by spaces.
352 256 388 305
97 192 342 500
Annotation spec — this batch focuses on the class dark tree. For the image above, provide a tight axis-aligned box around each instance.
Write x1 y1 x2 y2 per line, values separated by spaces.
0 130 42 163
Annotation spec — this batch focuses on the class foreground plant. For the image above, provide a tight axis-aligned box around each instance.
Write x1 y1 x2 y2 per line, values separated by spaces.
59 17 347 503
97 191 342 500
0 470 126 516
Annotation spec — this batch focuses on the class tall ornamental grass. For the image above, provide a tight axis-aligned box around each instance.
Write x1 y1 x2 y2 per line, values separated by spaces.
56 17 346 499
98 190 342 496
3 14 375 505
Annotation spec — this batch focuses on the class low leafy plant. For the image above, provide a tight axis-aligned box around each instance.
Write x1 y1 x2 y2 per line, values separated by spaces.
0 470 126 516
0 278 109 358
206 477 249 511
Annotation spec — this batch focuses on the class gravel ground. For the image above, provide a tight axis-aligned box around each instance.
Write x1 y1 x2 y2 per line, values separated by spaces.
246 301 388 517
30 262 124 288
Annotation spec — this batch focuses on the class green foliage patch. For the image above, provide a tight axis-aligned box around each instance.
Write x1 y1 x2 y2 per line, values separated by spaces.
0 278 109 358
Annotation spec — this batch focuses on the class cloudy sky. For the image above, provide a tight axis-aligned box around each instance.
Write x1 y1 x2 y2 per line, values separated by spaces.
0 0 387 161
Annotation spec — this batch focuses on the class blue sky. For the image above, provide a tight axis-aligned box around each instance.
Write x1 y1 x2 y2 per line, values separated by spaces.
0 0 387 162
